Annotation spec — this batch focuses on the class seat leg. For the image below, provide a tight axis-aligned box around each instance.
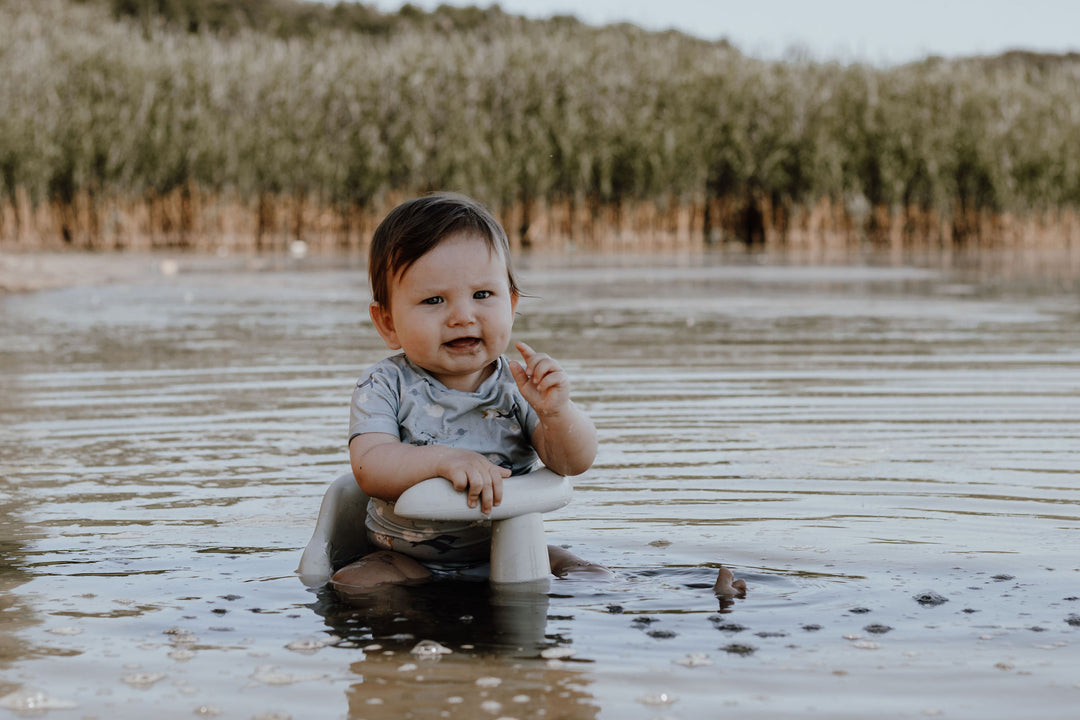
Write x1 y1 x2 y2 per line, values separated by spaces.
490 512 549 584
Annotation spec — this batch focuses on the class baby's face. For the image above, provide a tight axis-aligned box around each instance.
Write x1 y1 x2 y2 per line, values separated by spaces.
371 232 518 393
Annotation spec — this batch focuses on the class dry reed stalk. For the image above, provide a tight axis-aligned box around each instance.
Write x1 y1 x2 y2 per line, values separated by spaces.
5 186 1080 254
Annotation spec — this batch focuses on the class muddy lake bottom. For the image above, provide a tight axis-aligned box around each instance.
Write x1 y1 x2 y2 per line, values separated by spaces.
2 247 1079 718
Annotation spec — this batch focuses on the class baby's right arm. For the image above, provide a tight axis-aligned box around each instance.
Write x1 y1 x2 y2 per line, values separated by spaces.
349 433 510 514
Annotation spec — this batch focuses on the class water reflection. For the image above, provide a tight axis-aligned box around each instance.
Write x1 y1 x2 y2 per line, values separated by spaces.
309 581 600 720
0 393 47 691
311 581 555 657
342 648 599 720
0 502 38 687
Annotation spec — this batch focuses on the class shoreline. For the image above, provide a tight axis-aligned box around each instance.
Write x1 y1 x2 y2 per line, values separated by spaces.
0 251 171 295
5 243 1080 297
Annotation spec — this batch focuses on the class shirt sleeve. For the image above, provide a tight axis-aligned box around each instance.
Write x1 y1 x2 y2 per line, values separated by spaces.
349 361 403 441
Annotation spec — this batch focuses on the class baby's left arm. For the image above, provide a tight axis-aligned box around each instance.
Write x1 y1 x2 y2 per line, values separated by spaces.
509 342 598 477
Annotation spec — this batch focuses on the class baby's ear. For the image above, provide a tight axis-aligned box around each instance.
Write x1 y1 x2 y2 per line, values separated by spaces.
369 302 401 350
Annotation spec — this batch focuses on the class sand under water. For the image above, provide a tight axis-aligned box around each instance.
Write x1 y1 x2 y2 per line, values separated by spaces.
1 246 1079 718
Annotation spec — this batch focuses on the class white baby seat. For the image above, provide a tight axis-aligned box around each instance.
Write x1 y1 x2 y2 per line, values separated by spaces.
297 468 573 587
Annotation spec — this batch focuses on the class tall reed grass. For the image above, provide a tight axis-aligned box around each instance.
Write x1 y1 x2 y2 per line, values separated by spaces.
2 0 1079 250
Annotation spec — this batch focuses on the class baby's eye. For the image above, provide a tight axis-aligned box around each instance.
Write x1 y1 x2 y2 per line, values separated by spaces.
421 296 444 305
473 290 493 299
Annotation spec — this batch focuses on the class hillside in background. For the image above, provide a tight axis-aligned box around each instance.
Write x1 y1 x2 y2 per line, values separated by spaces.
2 0 1079 252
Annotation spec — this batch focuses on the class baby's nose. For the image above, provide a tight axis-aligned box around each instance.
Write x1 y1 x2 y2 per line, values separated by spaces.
446 299 477 325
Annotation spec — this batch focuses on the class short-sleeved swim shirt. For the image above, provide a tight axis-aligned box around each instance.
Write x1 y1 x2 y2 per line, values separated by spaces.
349 353 540 566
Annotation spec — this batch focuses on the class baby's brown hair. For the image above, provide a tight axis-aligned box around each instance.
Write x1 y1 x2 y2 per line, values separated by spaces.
368 193 519 308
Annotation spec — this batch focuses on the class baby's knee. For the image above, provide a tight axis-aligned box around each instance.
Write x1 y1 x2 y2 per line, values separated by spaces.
331 550 431 591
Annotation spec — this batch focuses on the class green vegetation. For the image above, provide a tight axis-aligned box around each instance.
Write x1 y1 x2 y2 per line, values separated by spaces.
2 0 1080 248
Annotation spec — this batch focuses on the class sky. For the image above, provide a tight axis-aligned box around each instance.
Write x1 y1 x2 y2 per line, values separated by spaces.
353 0 1080 65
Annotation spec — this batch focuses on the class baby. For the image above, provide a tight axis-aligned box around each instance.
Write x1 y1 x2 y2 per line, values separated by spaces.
331 192 606 591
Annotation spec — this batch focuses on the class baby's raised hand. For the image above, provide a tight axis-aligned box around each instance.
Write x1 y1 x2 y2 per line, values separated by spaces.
510 342 572 416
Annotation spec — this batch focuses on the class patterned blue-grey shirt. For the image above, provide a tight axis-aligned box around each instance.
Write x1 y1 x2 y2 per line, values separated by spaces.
349 354 540 564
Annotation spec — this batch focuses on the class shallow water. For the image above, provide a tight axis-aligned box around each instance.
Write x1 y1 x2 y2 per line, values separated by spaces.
1 248 1079 719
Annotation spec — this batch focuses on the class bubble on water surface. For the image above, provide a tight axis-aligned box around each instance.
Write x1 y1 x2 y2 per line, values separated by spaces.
0 690 78 712
411 639 453 658
285 638 330 654
636 692 677 706
539 647 575 660
122 672 167 688
165 627 199 645
480 700 502 713
250 665 327 686
673 652 713 667
475 676 502 688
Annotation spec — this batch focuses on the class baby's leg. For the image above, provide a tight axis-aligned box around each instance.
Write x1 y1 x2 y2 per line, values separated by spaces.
713 565 747 598
548 545 613 579
331 550 431 592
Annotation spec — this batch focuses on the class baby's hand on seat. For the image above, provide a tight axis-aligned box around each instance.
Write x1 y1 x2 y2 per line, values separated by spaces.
436 448 511 514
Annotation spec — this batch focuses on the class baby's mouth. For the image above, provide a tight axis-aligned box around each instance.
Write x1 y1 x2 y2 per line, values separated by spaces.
444 337 482 351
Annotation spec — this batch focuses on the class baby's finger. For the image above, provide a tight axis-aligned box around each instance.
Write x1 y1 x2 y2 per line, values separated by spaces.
517 343 553 377
535 368 568 393
508 358 530 389
466 474 484 508
449 471 469 493
526 356 559 383
515 341 535 362
479 482 494 514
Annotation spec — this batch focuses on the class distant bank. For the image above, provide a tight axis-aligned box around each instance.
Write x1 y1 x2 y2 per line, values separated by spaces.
2 0 1079 253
